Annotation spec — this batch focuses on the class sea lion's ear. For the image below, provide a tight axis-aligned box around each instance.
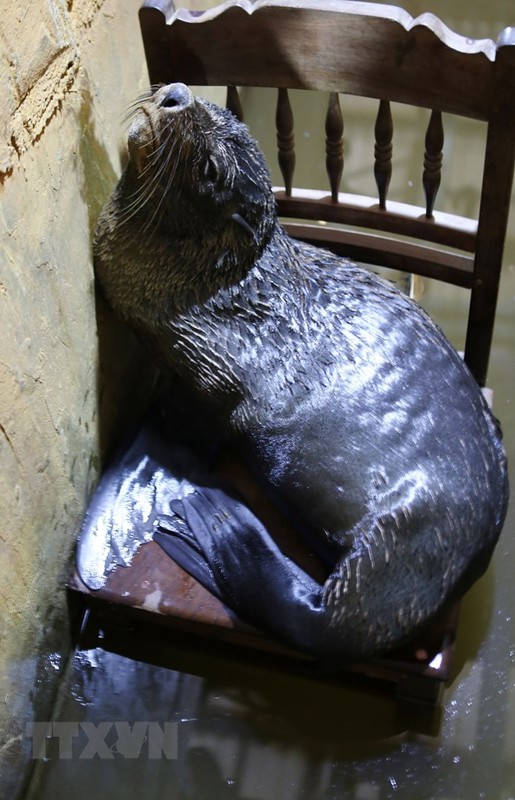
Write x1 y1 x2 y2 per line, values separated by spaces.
231 212 256 242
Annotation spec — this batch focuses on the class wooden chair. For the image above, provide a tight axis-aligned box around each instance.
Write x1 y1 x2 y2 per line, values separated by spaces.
68 0 515 709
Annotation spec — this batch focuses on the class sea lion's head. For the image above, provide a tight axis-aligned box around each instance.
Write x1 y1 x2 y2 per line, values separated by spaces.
95 83 280 315
124 83 276 250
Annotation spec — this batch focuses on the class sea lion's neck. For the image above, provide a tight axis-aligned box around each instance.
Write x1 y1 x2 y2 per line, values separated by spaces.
95 188 297 403
146 227 304 410
95 176 276 319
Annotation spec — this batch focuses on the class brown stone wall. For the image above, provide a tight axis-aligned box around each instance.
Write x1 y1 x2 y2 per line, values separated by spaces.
0 2 152 794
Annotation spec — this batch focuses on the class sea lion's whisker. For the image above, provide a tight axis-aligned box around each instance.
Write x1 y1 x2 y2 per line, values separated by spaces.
141 130 176 175
122 89 156 111
120 85 165 127
120 97 155 127
118 131 180 227
121 139 181 233
119 180 162 228
143 136 181 204
118 173 162 227
141 143 184 234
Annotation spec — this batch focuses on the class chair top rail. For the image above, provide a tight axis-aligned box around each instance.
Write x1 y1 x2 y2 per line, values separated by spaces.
140 0 515 121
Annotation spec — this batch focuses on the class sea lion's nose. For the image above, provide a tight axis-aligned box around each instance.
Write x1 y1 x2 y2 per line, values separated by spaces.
160 83 193 109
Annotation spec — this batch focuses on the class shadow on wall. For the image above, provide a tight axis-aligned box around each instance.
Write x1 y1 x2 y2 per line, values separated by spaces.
77 87 159 464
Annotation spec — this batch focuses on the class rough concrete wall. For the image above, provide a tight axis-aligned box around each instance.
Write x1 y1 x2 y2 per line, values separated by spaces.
0 1 152 795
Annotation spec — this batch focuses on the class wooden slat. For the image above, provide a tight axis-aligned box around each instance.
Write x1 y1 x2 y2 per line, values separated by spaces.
283 222 474 287
274 188 478 251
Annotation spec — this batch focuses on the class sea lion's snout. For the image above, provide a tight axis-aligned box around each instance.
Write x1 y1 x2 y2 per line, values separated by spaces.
127 83 196 177
158 83 194 110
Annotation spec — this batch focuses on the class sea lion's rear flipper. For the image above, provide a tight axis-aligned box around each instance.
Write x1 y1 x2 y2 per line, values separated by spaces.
150 486 500 664
154 487 327 649
153 510 225 601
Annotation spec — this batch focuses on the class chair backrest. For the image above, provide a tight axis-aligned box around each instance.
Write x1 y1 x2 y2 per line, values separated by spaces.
139 0 515 386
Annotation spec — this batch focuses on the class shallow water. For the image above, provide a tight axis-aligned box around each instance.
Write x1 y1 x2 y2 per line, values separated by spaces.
25 2 515 798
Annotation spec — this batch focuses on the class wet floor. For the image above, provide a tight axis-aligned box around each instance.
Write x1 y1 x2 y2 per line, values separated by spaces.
24 2 515 798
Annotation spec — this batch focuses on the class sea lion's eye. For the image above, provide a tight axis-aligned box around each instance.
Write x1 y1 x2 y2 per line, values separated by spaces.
202 156 219 184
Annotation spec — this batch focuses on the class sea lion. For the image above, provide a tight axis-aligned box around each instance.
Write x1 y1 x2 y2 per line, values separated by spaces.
93 82 508 663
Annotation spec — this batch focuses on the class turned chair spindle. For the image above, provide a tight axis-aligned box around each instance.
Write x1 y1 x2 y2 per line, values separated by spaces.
276 88 296 196
374 100 394 210
325 92 344 202
423 110 444 219
226 85 244 121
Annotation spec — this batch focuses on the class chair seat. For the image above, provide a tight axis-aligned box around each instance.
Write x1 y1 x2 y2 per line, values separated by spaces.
68 548 458 708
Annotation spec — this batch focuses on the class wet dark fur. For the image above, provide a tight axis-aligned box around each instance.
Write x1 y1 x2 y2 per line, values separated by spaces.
94 84 508 662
